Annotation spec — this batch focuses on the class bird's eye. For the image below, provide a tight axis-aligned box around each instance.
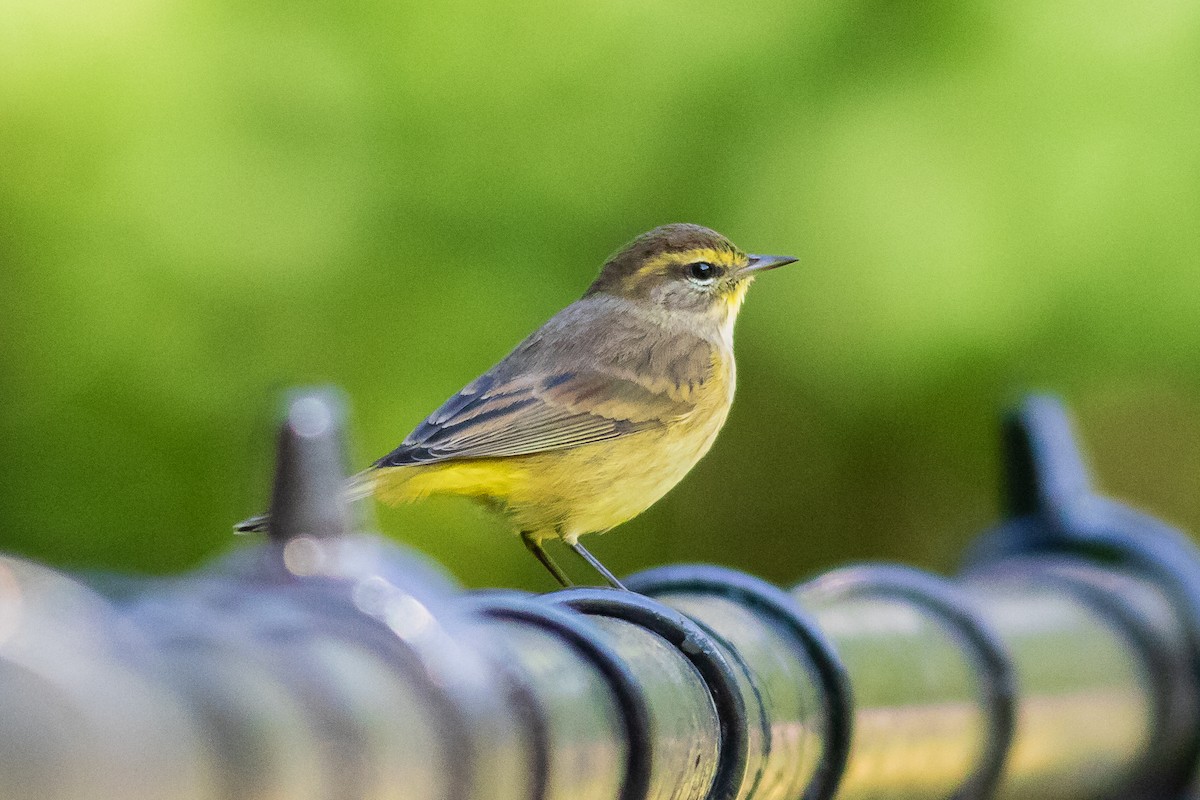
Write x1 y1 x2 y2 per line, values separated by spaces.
687 262 719 283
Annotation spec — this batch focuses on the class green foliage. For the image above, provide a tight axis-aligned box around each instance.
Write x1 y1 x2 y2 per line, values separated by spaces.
3 0 1199 589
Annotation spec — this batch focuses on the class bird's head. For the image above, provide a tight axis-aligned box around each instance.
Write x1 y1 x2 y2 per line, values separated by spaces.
586 223 797 324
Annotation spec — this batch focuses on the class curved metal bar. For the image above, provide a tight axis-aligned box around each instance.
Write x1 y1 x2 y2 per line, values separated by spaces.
798 563 1014 800
458 594 650 800
129 571 520 800
626 564 851 800
11 387 1200 800
960 574 1154 799
980 557 1198 800
544 588 749 800
965 393 1200 795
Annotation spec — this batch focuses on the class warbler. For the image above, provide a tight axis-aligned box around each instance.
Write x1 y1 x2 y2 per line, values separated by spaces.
239 224 797 587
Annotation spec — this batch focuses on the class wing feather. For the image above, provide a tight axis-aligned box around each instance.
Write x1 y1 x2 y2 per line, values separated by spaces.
375 294 717 468
375 369 693 467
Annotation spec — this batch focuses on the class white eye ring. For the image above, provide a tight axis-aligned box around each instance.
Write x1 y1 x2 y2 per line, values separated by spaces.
687 261 719 284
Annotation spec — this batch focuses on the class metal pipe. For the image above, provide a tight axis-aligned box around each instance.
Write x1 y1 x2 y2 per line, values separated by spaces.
624 565 850 800
0 555 212 800
794 565 1012 800
542 588 749 800
459 594 640 800
1 389 1199 800
959 568 1152 800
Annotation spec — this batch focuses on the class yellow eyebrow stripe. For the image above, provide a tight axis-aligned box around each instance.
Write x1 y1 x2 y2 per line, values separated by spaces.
636 247 740 276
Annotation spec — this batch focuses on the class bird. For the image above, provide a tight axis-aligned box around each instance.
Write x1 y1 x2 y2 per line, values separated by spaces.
238 223 797 588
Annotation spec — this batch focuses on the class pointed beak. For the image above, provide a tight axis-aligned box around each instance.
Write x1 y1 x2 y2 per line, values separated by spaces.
741 253 799 276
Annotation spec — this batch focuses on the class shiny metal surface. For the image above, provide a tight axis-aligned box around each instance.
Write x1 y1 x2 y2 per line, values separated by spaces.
128 565 529 800
652 593 823 800
267 389 355 540
7 388 1200 800
0 556 212 800
1035 559 1200 794
471 618 627 800
965 578 1153 800
588 617 720 800
800 592 985 800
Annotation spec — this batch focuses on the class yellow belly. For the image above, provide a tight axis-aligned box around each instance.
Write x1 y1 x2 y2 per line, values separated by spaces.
372 393 731 543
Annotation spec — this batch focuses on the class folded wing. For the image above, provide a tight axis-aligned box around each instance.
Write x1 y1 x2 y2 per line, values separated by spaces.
375 369 695 466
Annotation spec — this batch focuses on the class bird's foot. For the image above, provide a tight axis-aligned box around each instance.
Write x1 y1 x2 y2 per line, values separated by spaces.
521 531 574 588
566 541 628 591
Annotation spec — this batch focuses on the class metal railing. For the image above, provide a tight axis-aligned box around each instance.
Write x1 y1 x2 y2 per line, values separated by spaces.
1 390 1198 800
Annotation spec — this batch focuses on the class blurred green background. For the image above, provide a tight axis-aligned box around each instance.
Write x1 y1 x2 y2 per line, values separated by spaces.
2 0 1199 590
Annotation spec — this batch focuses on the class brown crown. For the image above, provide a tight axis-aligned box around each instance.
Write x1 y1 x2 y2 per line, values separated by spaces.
588 224 740 294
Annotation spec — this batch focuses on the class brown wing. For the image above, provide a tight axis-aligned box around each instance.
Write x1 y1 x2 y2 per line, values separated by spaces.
375 294 716 467
374 369 695 466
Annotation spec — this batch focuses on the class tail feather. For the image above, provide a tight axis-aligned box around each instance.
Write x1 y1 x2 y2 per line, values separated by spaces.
233 513 270 534
233 469 380 534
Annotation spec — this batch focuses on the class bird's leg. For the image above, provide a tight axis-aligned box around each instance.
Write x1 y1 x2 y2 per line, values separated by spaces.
521 531 573 588
566 540 628 591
